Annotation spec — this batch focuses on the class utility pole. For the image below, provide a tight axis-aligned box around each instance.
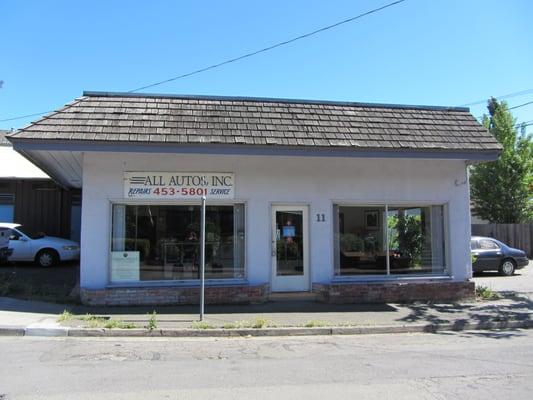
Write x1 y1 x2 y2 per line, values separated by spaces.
199 196 206 321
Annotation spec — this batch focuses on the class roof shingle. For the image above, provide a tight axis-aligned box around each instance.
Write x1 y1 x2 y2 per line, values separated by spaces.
9 92 500 152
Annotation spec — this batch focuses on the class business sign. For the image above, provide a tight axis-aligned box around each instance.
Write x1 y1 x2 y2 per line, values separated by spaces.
111 251 140 282
124 172 234 199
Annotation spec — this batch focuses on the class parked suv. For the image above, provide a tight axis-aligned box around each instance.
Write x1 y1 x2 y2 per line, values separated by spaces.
471 236 529 276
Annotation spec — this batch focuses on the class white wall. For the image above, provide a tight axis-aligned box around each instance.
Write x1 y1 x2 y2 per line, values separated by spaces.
0 146 49 179
80 152 472 289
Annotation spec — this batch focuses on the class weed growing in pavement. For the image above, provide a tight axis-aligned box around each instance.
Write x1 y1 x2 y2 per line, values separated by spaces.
304 320 328 328
222 317 274 329
71 313 107 328
104 319 137 329
87 317 107 328
252 317 269 329
191 321 215 329
79 313 96 321
146 311 158 331
57 310 74 322
476 285 501 301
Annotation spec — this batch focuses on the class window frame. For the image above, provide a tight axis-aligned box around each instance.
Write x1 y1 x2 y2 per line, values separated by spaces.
107 199 248 287
331 201 450 281
478 239 501 251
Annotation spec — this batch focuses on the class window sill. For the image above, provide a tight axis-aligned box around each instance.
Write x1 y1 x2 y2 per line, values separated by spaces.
107 278 249 289
331 274 452 284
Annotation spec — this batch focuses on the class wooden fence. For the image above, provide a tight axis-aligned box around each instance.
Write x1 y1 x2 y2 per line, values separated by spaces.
471 224 533 258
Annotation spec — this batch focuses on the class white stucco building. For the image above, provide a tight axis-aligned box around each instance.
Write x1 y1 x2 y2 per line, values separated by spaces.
7 92 501 305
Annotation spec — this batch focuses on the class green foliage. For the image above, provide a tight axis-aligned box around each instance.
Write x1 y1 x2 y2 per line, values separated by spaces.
219 317 272 329
470 98 533 223
388 212 422 264
339 233 380 253
339 233 364 252
146 311 158 331
191 321 214 329
304 320 328 327
186 221 221 242
475 285 501 301
251 317 269 329
104 319 137 329
57 310 73 322
79 313 100 321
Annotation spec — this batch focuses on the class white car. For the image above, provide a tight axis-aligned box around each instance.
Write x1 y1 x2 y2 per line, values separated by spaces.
0 223 80 267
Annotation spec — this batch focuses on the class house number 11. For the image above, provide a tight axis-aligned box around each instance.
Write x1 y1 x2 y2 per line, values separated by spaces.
316 213 325 222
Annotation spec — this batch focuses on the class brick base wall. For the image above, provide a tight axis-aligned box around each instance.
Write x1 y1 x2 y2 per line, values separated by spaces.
80 284 270 306
81 281 474 306
313 281 475 304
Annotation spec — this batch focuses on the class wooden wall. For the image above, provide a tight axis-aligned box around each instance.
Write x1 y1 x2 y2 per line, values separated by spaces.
0 178 80 239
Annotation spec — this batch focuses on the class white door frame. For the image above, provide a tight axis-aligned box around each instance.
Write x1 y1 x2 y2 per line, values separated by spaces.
271 205 310 292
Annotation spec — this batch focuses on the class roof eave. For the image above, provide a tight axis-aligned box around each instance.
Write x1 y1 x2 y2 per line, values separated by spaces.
8 137 501 162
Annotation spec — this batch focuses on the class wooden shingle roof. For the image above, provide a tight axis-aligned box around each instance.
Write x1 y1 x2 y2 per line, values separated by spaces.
10 91 500 152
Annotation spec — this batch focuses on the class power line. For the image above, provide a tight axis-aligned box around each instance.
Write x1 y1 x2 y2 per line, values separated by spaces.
0 110 54 123
476 100 533 120
460 88 533 107
0 0 408 124
128 0 407 93
509 100 533 110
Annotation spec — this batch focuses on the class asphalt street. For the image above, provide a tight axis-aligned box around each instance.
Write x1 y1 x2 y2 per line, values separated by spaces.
1 329 532 399
473 260 533 293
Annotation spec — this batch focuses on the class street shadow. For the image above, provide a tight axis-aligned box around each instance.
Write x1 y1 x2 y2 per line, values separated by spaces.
473 271 524 278
436 328 529 339
398 291 532 339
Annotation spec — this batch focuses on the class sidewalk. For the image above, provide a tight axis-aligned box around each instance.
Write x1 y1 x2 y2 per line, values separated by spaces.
1 291 532 337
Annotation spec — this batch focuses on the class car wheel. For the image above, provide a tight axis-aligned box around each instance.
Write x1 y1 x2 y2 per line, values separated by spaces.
35 249 59 267
499 259 515 276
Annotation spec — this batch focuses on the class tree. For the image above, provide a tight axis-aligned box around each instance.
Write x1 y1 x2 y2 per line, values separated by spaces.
388 212 422 265
470 97 533 223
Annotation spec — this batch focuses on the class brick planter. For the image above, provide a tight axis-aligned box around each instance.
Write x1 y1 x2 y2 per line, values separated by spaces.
313 281 475 304
80 283 270 306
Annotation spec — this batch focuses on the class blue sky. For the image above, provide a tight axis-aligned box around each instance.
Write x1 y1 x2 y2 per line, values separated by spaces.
1 0 532 132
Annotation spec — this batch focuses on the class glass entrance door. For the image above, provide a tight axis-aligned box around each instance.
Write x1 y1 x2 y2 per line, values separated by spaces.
271 205 309 292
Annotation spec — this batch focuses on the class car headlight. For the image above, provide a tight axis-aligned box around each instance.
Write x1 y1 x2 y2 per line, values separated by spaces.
63 245 79 251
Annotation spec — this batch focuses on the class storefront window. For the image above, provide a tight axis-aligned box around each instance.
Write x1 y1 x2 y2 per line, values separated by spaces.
111 204 245 282
334 206 387 275
334 205 446 276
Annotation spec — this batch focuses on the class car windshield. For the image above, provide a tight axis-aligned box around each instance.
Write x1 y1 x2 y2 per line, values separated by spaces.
15 226 45 240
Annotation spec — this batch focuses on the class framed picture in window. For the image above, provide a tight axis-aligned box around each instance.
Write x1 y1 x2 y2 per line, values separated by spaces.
364 210 379 230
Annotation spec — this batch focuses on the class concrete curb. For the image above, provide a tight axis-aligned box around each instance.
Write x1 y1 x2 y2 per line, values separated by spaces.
0 319 531 338
0 326 25 336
